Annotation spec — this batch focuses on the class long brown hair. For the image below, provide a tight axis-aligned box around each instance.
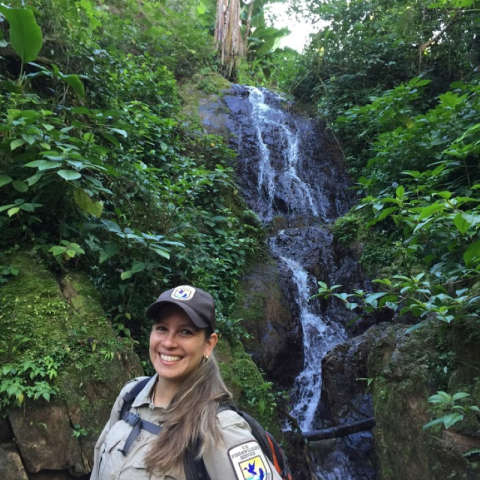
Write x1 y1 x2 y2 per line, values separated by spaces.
144 344 232 473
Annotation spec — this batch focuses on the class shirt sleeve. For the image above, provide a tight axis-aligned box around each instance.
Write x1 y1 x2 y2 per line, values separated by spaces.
203 410 283 480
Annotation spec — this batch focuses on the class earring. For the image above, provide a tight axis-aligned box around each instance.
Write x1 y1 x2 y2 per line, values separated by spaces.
202 355 209 363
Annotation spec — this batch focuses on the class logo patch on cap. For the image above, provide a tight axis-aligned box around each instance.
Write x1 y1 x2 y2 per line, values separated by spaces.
171 286 196 301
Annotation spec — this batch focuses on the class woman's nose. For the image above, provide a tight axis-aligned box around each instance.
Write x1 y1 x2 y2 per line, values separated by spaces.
162 332 177 348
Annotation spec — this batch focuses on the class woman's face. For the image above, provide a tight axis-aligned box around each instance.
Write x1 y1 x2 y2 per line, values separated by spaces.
149 304 217 385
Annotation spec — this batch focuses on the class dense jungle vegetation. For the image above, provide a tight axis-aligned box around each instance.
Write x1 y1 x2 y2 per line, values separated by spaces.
1 0 480 440
288 0 480 430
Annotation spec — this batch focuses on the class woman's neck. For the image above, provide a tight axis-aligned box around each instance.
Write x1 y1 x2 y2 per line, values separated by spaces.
152 376 181 408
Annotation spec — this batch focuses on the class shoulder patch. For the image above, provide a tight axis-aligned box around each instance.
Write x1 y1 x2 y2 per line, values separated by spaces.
228 441 273 480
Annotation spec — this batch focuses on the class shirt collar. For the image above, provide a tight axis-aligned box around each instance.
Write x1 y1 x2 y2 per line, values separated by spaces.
131 374 158 408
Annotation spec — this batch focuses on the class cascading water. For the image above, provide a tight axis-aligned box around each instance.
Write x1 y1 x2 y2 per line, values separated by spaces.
278 254 346 432
248 87 319 221
221 84 374 479
243 87 349 432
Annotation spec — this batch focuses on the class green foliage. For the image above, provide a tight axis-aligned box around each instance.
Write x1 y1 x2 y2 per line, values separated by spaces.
0 357 59 411
423 391 480 430
0 6 42 63
0 2 266 415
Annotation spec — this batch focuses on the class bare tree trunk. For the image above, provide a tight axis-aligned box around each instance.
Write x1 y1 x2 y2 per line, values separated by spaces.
214 0 245 77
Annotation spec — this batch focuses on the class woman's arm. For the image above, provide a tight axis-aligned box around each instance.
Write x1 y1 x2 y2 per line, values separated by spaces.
203 410 283 480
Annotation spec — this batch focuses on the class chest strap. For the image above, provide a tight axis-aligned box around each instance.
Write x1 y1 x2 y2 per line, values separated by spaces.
118 410 163 456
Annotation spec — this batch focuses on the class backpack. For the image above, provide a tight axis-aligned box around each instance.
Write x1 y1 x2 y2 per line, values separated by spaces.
117 377 292 480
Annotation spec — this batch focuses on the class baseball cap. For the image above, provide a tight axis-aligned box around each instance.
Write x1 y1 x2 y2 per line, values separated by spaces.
146 285 216 330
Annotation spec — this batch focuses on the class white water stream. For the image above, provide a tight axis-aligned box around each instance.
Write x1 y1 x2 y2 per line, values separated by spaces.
244 87 360 479
248 87 319 221
280 256 346 432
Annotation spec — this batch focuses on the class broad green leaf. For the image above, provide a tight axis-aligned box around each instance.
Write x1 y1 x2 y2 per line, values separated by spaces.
49 246 66 256
102 133 120 147
396 185 405 199
62 74 85 98
7 207 20 216
454 213 470 234
0 175 13 188
436 191 452 200
121 270 134 280
21 133 36 145
464 241 480 267
452 392 470 401
439 92 464 109
99 243 119 263
57 170 81 181
377 207 398 221
25 160 59 171
27 173 44 186
12 180 28 192
149 245 170 259
444 412 464 429
110 128 128 137
418 203 444 221
423 416 448 430
131 261 146 273
0 6 42 63
11 139 26 150
101 220 122 233
0 204 16 213
73 189 103 217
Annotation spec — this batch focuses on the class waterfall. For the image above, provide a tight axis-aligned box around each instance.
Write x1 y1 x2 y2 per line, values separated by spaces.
246 86 348 430
246 87 322 222
222 84 373 479
278 255 346 432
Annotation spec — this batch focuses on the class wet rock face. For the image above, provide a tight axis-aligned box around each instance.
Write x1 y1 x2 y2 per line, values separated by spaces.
311 325 393 480
0 444 29 480
270 226 374 336
233 263 303 387
223 85 353 223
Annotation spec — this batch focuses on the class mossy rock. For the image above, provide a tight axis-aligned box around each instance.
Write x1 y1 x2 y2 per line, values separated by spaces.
178 73 233 139
215 336 281 437
367 323 480 480
0 251 142 475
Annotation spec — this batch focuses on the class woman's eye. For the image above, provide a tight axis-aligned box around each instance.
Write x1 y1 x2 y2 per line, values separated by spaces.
156 325 167 332
181 329 194 336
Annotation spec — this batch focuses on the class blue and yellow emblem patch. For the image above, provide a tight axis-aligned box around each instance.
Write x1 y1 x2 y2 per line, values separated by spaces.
229 441 272 480
171 285 196 301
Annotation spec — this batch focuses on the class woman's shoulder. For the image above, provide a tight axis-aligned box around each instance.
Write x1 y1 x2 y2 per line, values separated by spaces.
216 408 251 431
117 375 152 398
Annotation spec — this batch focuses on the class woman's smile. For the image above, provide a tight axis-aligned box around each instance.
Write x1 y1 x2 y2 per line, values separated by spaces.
149 304 217 386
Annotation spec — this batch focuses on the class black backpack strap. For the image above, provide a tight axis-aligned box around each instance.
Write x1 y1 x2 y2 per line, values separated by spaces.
117 377 164 456
183 438 211 480
118 377 152 421
231 408 274 460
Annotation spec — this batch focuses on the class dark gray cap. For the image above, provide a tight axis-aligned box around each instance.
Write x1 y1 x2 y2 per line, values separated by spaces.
146 285 215 330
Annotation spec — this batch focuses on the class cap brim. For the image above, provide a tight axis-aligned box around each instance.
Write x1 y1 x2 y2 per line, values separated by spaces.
146 300 209 328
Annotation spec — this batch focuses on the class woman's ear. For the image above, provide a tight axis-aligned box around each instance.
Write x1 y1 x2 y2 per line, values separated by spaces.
204 332 218 357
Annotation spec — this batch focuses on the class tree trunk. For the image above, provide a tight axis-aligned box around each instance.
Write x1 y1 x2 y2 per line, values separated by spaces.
214 0 244 77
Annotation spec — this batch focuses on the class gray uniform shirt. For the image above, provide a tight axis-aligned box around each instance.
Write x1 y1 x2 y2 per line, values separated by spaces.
91 376 282 480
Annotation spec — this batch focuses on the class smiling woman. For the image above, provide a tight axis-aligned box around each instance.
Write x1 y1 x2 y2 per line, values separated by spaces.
90 285 283 480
